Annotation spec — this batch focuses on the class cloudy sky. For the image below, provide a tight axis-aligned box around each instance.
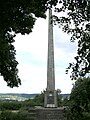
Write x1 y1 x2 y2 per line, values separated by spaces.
0 11 77 94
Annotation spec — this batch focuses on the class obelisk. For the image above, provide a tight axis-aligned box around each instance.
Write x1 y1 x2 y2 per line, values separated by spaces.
44 9 57 108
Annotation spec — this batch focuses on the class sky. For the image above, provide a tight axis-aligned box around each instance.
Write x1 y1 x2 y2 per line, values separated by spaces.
0 11 78 94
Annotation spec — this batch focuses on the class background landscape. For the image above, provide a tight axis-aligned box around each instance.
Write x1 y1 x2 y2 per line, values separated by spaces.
0 93 70 101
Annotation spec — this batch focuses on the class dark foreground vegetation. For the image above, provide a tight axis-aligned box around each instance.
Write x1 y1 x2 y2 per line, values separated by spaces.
65 77 90 120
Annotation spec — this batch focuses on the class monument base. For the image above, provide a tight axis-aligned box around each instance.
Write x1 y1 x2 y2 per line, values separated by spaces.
44 90 57 108
28 107 66 120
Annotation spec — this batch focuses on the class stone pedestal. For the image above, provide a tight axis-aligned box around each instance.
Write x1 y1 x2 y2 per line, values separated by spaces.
44 90 57 108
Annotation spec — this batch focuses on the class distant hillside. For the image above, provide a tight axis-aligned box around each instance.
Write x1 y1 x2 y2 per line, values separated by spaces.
0 93 38 101
0 93 38 97
20 93 70 99
61 93 70 97
0 93 70 101
20 93 38 98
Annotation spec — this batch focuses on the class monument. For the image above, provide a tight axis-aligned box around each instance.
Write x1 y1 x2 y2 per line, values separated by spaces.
44 9 57 108
28 9 66 120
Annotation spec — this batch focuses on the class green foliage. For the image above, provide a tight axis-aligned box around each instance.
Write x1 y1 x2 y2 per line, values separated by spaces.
22 92 44 108
57 95 70 107
32 92 44 106
61 97 70 106
0 101 22 111
53 0 90 80
0 110 34 120
0 0 58 87
0 93 44 111
66 77 90 120
21 100 36 109
0 111 18 120
17 111 33 120
57 94 63 107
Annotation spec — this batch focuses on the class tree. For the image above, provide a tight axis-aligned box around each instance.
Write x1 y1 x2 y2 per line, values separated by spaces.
2 0 90 86
53 0 90 80
0 0 58 87
67 77 90 120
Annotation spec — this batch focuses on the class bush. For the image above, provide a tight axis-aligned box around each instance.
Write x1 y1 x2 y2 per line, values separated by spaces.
0 101 22 110
66 77 90 120
0 110 34 120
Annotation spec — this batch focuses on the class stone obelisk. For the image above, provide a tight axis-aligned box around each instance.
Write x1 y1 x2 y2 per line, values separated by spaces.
44 9 57 108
